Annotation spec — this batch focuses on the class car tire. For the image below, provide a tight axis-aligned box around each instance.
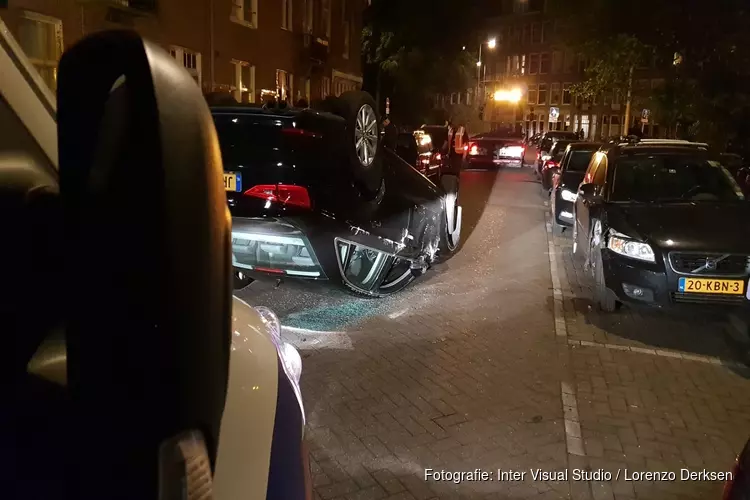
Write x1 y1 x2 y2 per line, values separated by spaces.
436 174 462 261
324 91 383 196
593 248 618 312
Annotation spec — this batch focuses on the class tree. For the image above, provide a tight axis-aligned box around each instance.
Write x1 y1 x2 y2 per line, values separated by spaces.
361 0 478 125
556 0 750 146
569 35 649 134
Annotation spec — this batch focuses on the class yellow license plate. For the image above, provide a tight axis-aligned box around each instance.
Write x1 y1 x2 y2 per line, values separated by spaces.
678 277 745 295
223 173 237 192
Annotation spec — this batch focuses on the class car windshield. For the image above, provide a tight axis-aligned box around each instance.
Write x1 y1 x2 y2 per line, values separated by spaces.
611 155 745 203
566 150 597 172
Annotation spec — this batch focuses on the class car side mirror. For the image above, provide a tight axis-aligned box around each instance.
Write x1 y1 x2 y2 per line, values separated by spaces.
57 30 231 499
578 183 603 203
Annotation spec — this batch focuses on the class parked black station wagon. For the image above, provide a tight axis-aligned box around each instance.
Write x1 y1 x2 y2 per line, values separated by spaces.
573 139 750 312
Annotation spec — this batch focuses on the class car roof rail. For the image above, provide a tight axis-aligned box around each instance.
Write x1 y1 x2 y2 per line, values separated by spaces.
617 137 709 149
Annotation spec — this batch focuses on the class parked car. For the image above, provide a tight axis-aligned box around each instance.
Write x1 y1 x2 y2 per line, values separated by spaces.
723 437 750 499
573 138 750 312
464 134 525 169
1 26 311 499
550 142 603 232
540 139 574 191
394 131 442 181
528 131 579 173
420 124 452 173
214 92 462 298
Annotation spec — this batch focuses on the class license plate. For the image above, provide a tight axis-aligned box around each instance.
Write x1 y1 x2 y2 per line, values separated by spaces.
223 172 241 192
678 277 745 295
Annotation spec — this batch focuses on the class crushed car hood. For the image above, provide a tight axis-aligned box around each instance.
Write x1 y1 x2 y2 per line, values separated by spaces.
607 203 750 253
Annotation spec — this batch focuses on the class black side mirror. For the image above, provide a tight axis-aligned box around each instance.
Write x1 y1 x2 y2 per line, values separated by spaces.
58 30 231 499
578 183 603 203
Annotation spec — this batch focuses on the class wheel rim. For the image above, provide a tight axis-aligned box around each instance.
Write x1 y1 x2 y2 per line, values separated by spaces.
445 192 462 251
354 104 378 166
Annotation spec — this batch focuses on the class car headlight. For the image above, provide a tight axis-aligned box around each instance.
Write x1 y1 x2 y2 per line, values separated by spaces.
607 234 655 262
561 189 577 202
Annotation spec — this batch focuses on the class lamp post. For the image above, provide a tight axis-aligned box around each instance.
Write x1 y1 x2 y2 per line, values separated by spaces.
476 37 496 105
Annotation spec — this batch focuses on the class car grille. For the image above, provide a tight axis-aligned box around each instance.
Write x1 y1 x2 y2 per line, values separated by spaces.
671 292 747 305
669 252 750 276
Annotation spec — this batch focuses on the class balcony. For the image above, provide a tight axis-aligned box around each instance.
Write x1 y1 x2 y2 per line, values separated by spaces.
299 33 329 67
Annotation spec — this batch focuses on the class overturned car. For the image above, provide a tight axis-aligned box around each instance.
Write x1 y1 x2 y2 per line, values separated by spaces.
214 91 462 297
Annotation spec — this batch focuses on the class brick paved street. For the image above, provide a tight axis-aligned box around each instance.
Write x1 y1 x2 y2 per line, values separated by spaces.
237 168 750 499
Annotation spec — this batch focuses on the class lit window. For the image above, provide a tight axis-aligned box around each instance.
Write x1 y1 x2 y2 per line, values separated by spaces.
527 84 537 105
537 83 547 105
540 53 551 74
303 0 314 33
562 83 572 105
170 46 202 88
18 11 63 91
232 0 258 28
281 0 293 30
550 83 560 105
322 0 331 38
232 60 255 103
276 70 289 101
529 53 540 75
343 5 350 60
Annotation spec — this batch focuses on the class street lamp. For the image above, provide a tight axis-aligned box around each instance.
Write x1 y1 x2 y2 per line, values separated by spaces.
476 36 497 105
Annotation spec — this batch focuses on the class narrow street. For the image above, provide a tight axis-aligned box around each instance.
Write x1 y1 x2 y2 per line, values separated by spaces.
237 168 750 500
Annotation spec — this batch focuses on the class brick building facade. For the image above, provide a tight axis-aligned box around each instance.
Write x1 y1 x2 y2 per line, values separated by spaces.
478 0 667 139
0 0 365 104
435 0 668 139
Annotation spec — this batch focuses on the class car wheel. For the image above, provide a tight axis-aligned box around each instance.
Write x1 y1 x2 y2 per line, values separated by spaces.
592 248 618 312
325 91 383 196
436 174 462 261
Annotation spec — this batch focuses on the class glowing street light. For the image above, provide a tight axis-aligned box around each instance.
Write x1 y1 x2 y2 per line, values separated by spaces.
493 88 523 103
476 60 482 67
487 38 497 50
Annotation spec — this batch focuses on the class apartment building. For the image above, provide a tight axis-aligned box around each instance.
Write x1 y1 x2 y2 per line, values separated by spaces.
434 0 666 138
0 0 365 104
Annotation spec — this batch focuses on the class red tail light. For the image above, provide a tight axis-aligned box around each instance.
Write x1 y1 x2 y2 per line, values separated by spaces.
282 128 321 138
468 143 478 155
435 153 442 161
243 184 312 209
536 152 541 160
545 160 559 170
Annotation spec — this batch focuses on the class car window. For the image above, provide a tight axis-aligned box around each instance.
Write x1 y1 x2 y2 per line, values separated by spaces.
610 155 745 203
565 150 598 172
